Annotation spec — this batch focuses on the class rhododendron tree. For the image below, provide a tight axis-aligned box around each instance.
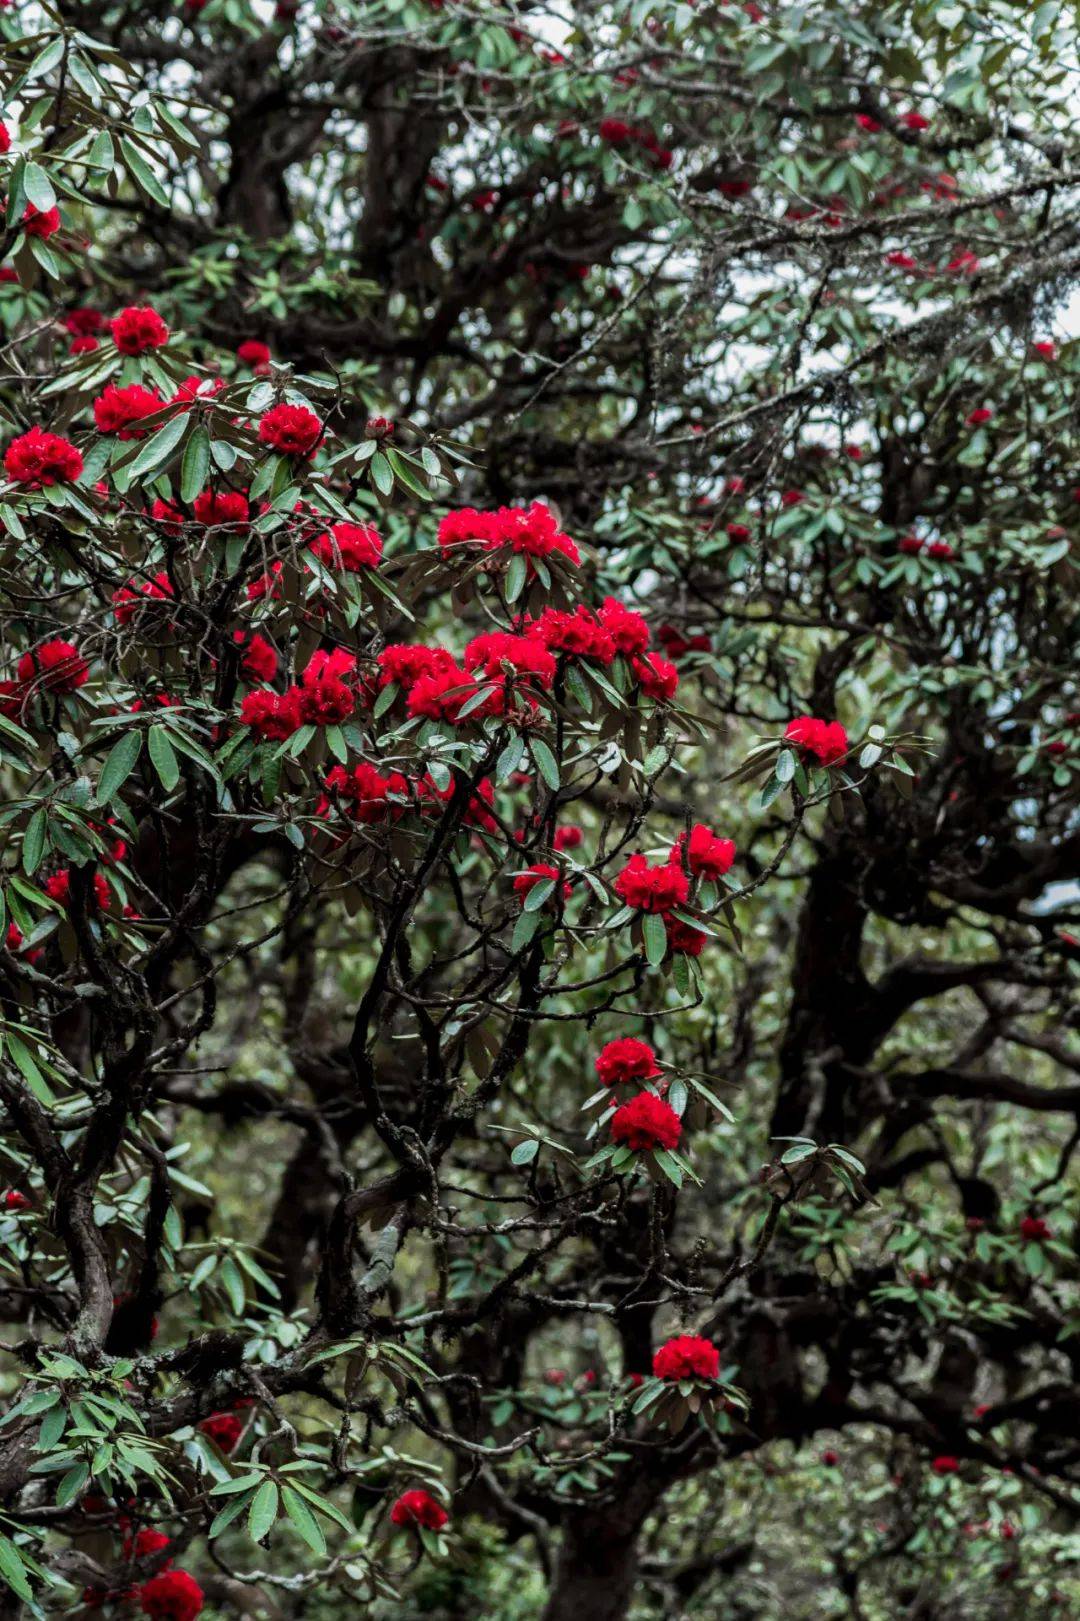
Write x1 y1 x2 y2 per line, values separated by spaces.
0 3 1078 1620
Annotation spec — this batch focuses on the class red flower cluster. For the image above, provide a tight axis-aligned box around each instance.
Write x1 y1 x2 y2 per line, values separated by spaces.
599 597 650 655
614 853 689 914
237 339 271 367
240 688 303 740
309 521 383 571
610 1090 681 1151
407 663 483 724
437 502 579 566
4 426 83 488
374 644 451 691
632 651 678 701
675 824 735 880
512 862 569 907
193 489 249 526
124 1527 171 1561
23 202 60 238
784 715 849 766
324 761 409 822
595 1037 659 1087
235 632 278 684
1020 1214 1051 1242
18 639 88 693
598 118 672 168
258 402 322 456
198 1411 242 1452
464 631 556 689
531 607 615 663
931 1455 959 1475
110 305 170 355
652 1334 720 1382
113 572 174 626
138 1568 204 1621
664 917 707 956
93 383 164 439
44 869 112 911
65 308 104 337
390 1489 449 1531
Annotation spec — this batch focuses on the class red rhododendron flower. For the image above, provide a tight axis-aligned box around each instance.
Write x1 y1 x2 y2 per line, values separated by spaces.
407 664 481 724
598 597 650 656
665 916 707 956
18 639 88 693
854 114 881 132
931 1455 959 1475
44 869 111 911
138 1567 204 1621
4 427 83 487
615 854 689 914
303 648 357 686
966 407 993 426
0 679 26 720
899 111 930 130
65 308 104 336
377 643 457 690
899 534 923 554
632 653 679 702
309 521 382 571
240 688 302 740
193 489 249 526
237 339 271 367
299 676 354 726
124 1527 171 1561
599 118 633 146
172 375 225 410
258 403 322 456
652 1334 720 1381
784 716 848 766
1020 1214 1050 1242
464 631 556 689
595 1037 659 1087
113 572 174 626
1032 340 1056 361
553 824 582 851
726 523 752 542
421 773 497 832
0 122 9 154
484 502 579 565
821 1449 840 1466
110 305 170 355
611 1090 681 1151
390 1489 448 1531
234 632 278 684
885 250 919 271
513 862 569 906
23 202 60 238
246 561 284 602
324 761 409 822
151 499 184 530
70 335 99 355
198 1412 242 1452
947 249 979 275
93 383 164 439
675 824 735 880
926 541 954 560
3 1187 31 1210
531 607 615 664
437 507 500 551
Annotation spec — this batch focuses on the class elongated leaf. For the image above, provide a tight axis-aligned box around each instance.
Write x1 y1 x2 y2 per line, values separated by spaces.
281 1485 326 1554
148 727 180 791
248 1479 279 1543
97 730 142 804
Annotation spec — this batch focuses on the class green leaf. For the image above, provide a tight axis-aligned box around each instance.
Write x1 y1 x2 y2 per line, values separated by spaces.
505 554 527 603
209 1490 254 1539
370 453 393 496
22 161 56 212
22 808 48 874
281 1485 327 1554
97 730 143 804
123 411 187 482
511 1138 539 1166
148 727 180 791
119 136 171 208
643 911 667 967
531 738 560 790
0 1535 34 1604
180 423 210 503
56 1462 90 1507
248 1479 279 1543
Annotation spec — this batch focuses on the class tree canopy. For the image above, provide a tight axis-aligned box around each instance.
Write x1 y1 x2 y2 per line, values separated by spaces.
0 2 1078 1618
